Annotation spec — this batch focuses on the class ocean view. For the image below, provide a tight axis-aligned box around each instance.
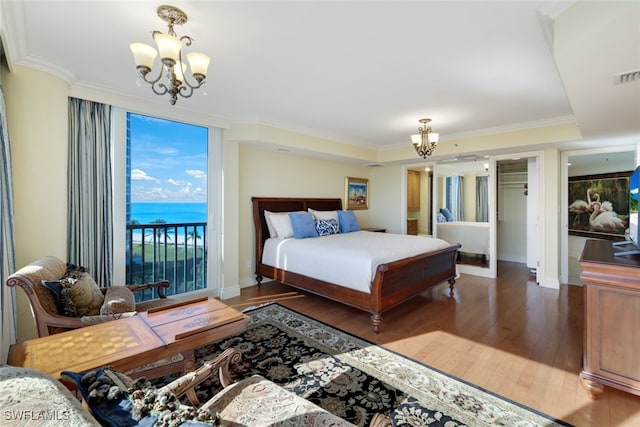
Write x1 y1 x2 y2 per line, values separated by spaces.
130 202 207 224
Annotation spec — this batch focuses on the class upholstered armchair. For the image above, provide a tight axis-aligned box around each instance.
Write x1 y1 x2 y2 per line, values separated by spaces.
6 255 174 337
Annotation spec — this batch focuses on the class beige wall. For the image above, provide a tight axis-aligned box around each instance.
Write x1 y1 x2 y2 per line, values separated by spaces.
237 145 372 285
2 65 69 340
369 165 404 234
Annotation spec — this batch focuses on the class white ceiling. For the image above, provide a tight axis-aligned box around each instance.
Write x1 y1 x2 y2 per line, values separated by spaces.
1 1 639 155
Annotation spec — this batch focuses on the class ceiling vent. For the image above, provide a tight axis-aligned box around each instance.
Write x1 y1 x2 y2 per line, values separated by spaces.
613 69 640 85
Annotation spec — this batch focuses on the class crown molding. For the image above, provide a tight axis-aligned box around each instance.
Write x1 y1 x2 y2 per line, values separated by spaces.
70 80 231 130
379 115 578 151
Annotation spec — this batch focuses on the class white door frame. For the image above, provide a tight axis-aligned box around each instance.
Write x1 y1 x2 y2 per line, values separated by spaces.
491 150 544 283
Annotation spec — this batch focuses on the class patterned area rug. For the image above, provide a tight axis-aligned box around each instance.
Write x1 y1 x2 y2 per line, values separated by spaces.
169 303 571 426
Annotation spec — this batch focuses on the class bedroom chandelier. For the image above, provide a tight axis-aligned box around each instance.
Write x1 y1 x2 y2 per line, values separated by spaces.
411 118 440 158
129 5 211 105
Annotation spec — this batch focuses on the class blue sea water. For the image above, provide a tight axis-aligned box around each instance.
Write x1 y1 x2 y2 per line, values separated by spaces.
130 202 207 224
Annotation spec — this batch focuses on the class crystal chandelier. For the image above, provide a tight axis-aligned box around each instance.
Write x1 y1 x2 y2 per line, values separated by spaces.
411 118 440 158
129 5 211 105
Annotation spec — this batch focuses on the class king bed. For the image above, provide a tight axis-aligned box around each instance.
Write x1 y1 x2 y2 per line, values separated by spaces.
252 197 461 332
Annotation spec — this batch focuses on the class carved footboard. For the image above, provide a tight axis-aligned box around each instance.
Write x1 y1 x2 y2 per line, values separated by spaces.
369 243 460 332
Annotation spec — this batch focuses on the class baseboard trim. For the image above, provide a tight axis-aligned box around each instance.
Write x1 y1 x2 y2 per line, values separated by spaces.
219 285 241 299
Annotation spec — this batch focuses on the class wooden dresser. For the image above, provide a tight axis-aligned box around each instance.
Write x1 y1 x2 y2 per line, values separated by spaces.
579 239 640 399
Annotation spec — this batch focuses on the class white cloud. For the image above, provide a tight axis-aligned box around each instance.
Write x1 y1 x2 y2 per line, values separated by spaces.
167 178 192 186
131 168 157 181
186 169 207 181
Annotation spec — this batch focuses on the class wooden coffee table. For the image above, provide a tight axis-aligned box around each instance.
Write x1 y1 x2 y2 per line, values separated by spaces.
7 297 249 380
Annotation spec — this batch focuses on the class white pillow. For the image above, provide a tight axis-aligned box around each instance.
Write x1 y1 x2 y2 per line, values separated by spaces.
269 213 295 239
264 211 305 238
308 209 339 225
263 210 279 238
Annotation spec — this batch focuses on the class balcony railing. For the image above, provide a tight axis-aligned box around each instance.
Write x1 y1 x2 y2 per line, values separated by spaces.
125 222 207 301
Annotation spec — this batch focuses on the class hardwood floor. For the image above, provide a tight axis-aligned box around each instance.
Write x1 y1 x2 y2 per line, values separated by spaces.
222 261 640 426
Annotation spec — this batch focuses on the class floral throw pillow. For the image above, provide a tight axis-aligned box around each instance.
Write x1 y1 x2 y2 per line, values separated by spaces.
59 264 104 317
315 218 340 236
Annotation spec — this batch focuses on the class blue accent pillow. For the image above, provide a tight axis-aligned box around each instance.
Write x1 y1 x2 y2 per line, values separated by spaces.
288 212 319 239
337 210 360 233
315 218 340 236
439 208 454 222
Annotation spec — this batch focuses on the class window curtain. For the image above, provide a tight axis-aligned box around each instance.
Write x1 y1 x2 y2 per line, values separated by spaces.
445 176 464 221
68 98 113 286
476 175 489 222
0 85 16 363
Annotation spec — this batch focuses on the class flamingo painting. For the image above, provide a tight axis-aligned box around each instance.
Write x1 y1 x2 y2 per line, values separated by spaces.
589 202 626 230
569 188 599 225
568 199 590 224
569 175 630 239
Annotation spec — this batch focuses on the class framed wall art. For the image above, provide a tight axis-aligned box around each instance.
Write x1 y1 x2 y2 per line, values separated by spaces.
568 171 631 241
345 177 369 210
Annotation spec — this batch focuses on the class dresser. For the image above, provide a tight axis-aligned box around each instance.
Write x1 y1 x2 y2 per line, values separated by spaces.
579 239 640 399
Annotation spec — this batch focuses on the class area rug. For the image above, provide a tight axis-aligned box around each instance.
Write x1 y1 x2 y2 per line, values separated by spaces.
177 303 571 427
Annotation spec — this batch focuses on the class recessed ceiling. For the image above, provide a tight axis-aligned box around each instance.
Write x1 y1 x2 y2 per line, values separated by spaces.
1 1 638 154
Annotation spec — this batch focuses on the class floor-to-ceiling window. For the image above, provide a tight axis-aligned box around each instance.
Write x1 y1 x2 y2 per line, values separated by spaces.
125 113 209 300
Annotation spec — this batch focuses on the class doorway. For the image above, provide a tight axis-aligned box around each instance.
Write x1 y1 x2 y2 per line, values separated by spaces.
491 152 542 283
560 147 636 285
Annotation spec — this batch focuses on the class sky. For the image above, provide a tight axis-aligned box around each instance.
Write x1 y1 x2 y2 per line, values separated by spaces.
129 113 208 203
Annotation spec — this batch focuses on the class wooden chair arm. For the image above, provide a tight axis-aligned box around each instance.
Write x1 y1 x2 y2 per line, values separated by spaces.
369 413 392 427
39 316 86 330
159 347 242 406
123 280 170 298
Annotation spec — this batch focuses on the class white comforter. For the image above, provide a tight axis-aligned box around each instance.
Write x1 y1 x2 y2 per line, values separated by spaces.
262 231 452 294
437 221 490 256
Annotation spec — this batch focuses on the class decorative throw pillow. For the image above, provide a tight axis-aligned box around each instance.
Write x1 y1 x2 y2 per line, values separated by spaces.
439 208 454 222
59 264 104 317
337 210 360 233
315 218 340 236
289 212 319 239
100 286 136 315
41 280 66 314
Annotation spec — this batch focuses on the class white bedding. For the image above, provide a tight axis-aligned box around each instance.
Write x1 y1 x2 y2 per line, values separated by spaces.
437 221 489 256
262 231 452 294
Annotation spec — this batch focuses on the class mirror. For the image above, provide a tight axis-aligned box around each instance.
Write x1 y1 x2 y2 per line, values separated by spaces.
434 161 490 269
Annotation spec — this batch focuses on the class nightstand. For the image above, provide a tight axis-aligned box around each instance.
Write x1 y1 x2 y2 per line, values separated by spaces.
407 218 418 235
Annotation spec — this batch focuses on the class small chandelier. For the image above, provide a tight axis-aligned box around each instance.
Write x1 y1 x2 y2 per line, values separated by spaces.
411 118 440 158
129 5 211 105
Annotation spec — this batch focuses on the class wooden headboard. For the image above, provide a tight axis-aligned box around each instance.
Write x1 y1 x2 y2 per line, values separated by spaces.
251 197 343 270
